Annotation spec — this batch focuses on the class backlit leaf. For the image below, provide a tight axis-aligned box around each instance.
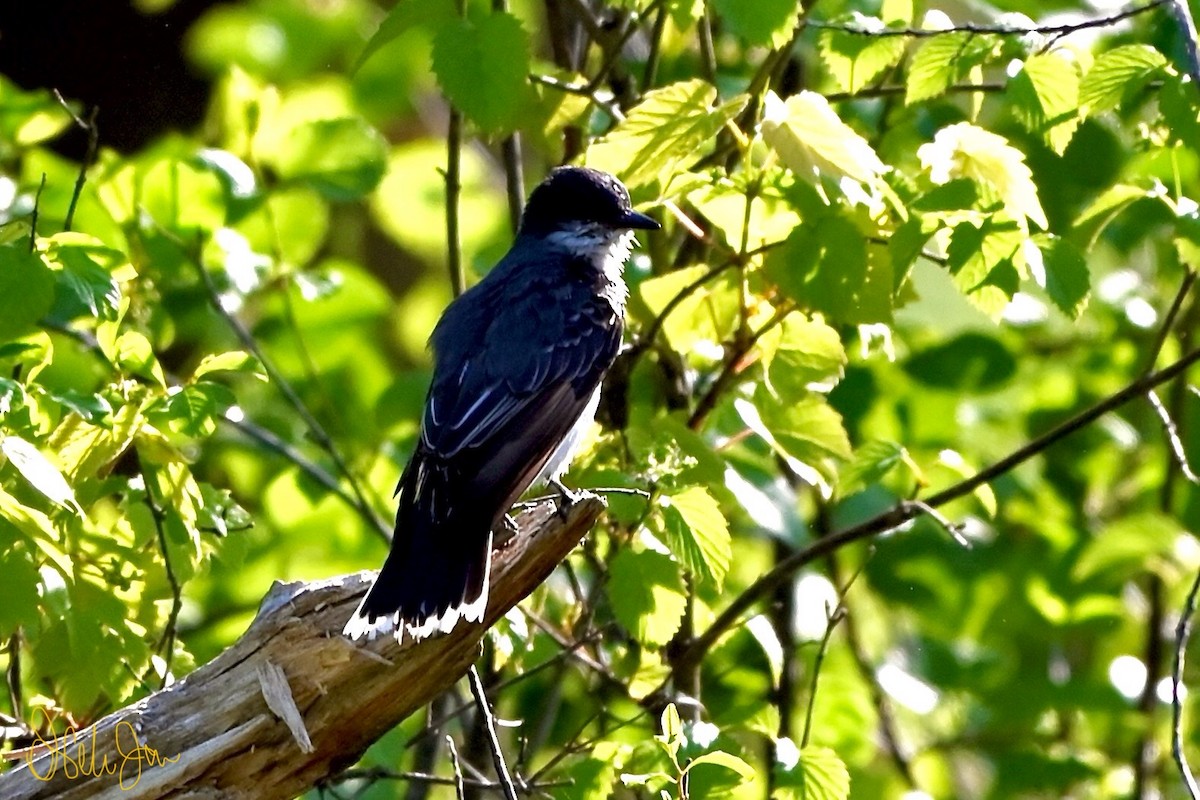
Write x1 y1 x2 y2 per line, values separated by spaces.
711 0 797 47
0 435 83 514
274 117 388 201
586 80 748 191
432 12 533 134
659 485 731 587
608 547 687 647
1079 44 1167 116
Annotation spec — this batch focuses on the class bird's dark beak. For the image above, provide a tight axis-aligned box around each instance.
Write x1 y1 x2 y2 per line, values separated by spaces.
619 209 661 230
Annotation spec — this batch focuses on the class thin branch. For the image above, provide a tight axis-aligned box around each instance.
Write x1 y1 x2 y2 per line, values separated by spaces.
688 303 795 429
697 8 717 85
1174 566 1200 800
138 457 182 689
675 343 1200 668
803 0 1168 39
1147 390 1200 483
800 603 846 748
467 666 520 800
6 633 22 723
641 3 668 91
585 0 668 94
52 90 98 233
446 736 468 800
824 82 1004 102
187 241 392 541
529 73 625 121
446 107 466 298
29 174 46 252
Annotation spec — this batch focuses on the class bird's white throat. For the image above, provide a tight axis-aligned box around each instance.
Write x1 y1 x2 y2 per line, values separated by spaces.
544 225 635 305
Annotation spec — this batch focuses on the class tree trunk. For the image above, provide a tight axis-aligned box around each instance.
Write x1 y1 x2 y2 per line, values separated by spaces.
0 497 605 800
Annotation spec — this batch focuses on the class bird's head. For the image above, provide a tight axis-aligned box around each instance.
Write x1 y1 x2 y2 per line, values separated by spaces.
518 167 660 245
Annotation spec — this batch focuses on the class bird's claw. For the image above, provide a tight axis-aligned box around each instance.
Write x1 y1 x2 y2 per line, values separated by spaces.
549 478 579 519
495 513 519 548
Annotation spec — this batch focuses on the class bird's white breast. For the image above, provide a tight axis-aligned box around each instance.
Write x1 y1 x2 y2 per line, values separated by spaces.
535 386 601 485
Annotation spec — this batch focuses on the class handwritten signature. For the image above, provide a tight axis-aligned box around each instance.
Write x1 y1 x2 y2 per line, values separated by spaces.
24 709 180 790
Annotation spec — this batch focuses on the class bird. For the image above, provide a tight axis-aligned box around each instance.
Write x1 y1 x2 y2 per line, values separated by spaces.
344 166 659 643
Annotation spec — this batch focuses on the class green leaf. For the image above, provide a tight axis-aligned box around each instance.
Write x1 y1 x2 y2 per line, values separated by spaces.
607 547 687 647
1038 235 1090 318
764 216 891 325
47 390 113 424
354 0 457 72
904 332 1016 393
1008 52 1080 155
710 0 797 47
1073 512 1180 583
0 245 55 342
274 117 388 201
918 123 1047 230
1159 72 1200 148
0 544 40 634
762 91 887 186
659 486 731 587
0 435 82 514
562 742 631 800
0 485 68 577
193 350 267 381
1072 183 1148 250
839 440 910 496
0 77 73 146
1079 44 1167 117
635 264 740 353
432 12 534 135
659 703 683 755
139 157 227 233
44 233 129 322
684 750 756 782
775 746 851 800
586 80 748 191
906 32 990 104
818 15 906 94
48 392 146 482
944 217 1025 316
162 382 237 438
759 312 847 398
109 331 167 387
740 395 852 490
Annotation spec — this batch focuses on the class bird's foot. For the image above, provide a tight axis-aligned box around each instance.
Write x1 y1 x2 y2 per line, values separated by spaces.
495 513 519 549
549 477 580 519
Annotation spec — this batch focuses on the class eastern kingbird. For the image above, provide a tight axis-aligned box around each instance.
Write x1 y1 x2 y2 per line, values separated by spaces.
344 166 659 642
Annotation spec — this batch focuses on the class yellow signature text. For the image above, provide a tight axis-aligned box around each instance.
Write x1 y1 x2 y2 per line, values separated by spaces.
25 710 180 790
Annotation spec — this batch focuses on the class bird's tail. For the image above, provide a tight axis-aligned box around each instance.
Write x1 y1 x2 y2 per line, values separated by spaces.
343 459 493 643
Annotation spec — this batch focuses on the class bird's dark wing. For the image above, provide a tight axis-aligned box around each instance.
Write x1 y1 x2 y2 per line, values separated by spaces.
420 270 622 487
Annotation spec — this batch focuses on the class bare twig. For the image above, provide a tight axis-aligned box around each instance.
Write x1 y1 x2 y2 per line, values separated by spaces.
803 0 1168 39
529 73 626 121
1147 390 1200 483
29 174 46 252
446 735 468 800
446 107 466 298
6 633 22 724
1175 566 1200 799
800 602 846 748
52 90 98 233
138 457 183 688
467 666 520 800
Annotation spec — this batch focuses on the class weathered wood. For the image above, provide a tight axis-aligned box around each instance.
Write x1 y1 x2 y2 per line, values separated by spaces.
0 497 605 800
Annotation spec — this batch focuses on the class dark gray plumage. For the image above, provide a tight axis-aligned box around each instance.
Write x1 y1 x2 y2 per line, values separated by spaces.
345 166 659 642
